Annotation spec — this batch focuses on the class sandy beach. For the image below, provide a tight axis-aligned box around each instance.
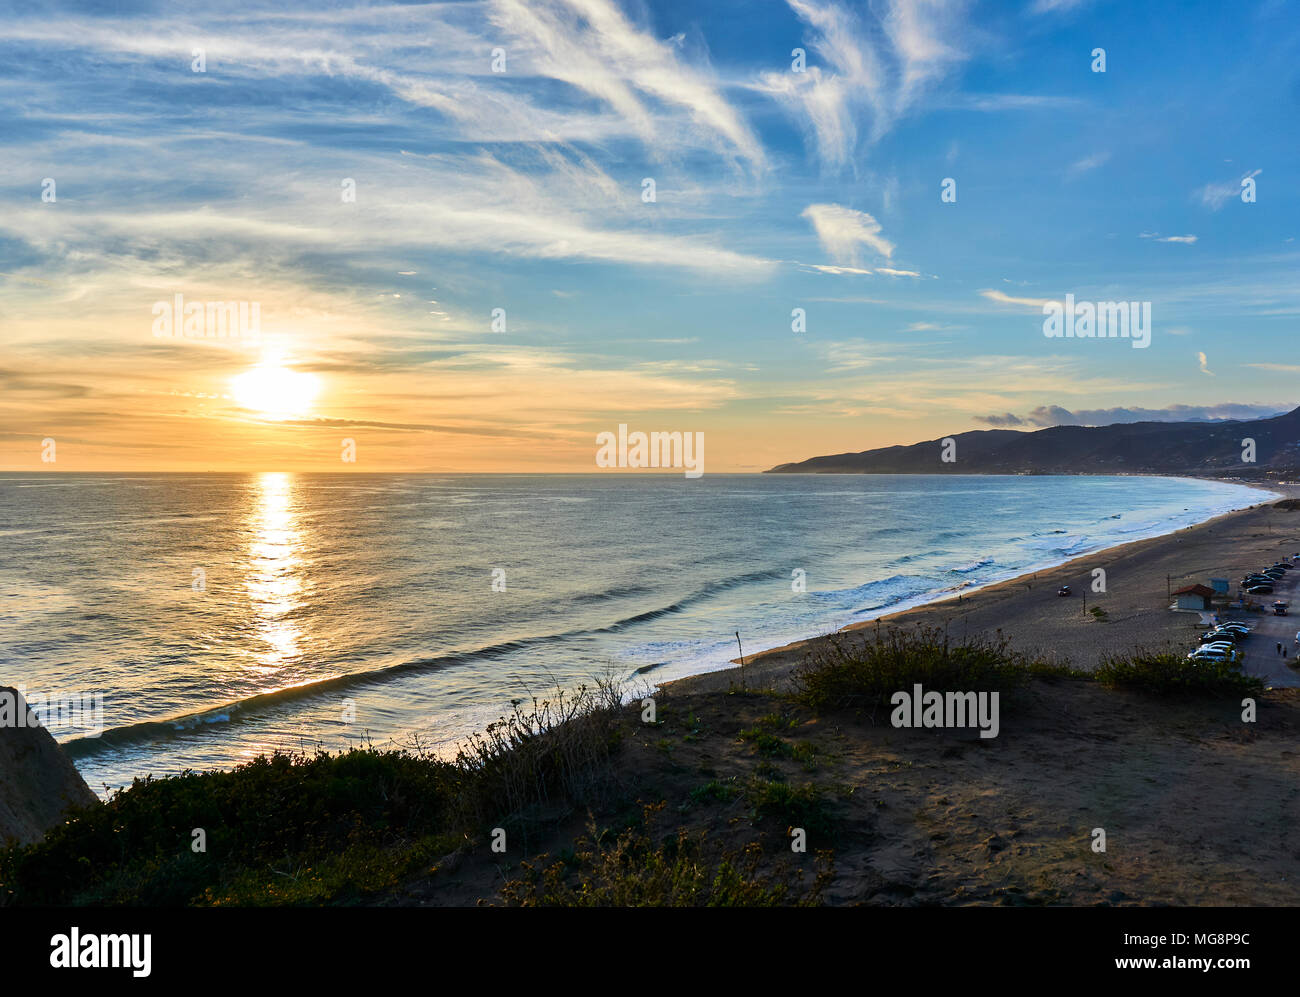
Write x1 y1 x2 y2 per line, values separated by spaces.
671 480 1300 695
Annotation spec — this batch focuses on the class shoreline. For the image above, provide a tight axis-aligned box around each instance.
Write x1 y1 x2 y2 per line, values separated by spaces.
43 474 1292 788
668 479 1300 695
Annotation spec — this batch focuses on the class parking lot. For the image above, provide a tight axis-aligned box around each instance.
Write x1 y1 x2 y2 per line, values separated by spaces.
1216 562 1300 688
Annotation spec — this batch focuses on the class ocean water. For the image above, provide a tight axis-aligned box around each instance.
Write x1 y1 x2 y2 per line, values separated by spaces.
0 472 1266 793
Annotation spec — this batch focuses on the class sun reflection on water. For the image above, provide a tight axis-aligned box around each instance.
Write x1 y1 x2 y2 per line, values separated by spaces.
245 472 304 675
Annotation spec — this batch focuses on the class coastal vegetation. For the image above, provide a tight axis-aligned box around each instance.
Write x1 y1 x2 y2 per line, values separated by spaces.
791 625 1041 713
0 682 629 906
1094 650 1263 696
0 630 1274 906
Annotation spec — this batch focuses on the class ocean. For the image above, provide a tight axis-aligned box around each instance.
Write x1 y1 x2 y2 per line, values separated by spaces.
0 472 1265 793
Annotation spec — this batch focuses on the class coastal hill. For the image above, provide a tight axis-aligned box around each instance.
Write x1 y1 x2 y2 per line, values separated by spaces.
767 405 1300 477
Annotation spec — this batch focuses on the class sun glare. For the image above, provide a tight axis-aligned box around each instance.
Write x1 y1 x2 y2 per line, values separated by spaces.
231 362 320 419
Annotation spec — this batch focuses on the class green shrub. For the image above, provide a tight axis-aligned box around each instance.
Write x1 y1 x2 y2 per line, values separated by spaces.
792 625 1032 712
1094 650 1263 696
742 778 837 838
499 805 832 907
688 780 740 807
0 749 458 906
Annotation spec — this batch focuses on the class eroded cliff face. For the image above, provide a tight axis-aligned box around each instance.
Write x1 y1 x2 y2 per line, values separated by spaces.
0 687 99 847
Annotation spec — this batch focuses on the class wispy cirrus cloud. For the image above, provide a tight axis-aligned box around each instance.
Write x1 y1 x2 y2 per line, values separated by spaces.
488 0 765 168
978 289 1053 309
1196 169 1260 210
757 0 970 170
1067 151 1110 177
1030 0 1090 13
800 263 875 276
802 203 895 264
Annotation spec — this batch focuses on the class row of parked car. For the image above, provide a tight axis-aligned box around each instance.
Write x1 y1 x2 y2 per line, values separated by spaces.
1187 620 1253 665
1241 560 1295 595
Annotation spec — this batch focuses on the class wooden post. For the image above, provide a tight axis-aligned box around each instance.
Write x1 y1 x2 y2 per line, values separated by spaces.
735 632 745 689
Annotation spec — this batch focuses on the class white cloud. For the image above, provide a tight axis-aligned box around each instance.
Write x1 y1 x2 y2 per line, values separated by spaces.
1197 169 1260 211
757 0 970 170
802 203 895 264
1031 0 1089 12
977 402 1286 428
802 264 874 276
1068 151 1109 176
0 4 763 168
1140 232 1198 244
3 147 776 278
1198 351 1215 376
949 94 1083 112
490 0 765 168
904 322 961 332
978 289 1053 309
816 338 887 371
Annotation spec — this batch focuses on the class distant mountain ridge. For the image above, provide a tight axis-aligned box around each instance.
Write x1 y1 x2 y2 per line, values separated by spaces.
766 407 1300 479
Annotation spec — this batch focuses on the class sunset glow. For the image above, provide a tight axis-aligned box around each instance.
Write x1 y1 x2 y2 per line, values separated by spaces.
0 1 1294 474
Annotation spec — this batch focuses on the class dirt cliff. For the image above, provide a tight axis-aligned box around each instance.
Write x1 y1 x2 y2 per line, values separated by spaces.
0 687 99 847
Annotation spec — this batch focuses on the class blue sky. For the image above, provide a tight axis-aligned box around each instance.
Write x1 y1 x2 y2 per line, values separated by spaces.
1 0 1297 471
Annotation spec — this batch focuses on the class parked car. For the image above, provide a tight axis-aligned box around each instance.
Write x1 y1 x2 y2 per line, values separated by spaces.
1216 626 1251 639
1246 584 1274 594
1057 585 1071 596
1200 630 1245 644
1189 640 1239 656
1187 648 1238 665
1194 648 1237 661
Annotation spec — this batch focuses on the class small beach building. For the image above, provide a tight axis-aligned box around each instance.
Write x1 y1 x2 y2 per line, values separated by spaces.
1172 584 1215 611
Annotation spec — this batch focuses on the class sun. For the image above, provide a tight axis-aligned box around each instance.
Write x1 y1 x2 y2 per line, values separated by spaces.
231 361 320 419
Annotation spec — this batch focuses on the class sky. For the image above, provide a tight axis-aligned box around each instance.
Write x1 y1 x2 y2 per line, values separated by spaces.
1 0 1297 472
